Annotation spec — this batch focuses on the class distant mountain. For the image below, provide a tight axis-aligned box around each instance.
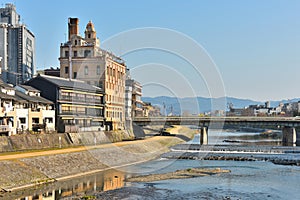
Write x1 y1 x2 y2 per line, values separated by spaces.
141 96 300 115
270 98 300 107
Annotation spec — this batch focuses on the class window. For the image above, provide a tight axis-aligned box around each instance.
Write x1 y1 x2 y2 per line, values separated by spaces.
32 118 39 124
88 33 91 38
65 66 69 74
77 107 85 115
44 117 53 123
97 65 101 75
84 66 88 75
65 51 69 57
74 51 77 57
61 106 71 114
60 91 67 100
73 72 77 79
75 40 77 45
19 117 26 124
84 50 91 57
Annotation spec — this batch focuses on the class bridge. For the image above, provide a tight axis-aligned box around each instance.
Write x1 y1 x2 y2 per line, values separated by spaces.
133 117 300 145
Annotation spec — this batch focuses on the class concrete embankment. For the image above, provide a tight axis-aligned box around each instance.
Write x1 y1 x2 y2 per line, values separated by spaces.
0 126 196 191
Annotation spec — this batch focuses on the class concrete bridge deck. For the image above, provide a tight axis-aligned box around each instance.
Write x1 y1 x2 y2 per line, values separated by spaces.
133 117 300 145
133 116 300 127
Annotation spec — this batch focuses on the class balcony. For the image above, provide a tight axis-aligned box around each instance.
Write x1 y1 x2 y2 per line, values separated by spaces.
31 108 41 112
0 125 10 133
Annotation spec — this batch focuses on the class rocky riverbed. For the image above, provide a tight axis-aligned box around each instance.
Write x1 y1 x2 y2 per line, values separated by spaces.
126 167 230 182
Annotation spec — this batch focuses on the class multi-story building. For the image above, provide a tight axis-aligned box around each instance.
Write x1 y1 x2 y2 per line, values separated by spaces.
125 77 133 131
37 67 60 77
0 79 55 136
14 85 55 132
142 102 162 117
126 79 143 118
26 74 105 133
0 3 35 85
59 18 126 130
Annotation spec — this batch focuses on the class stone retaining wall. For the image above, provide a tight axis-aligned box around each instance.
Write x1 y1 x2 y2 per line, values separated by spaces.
0 134 72 152
0 129 138 152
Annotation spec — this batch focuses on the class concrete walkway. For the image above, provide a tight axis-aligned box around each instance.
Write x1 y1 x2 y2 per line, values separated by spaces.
0 135 167 161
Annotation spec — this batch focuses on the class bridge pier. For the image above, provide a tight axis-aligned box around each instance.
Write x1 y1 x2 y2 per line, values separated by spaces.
200 127 208 145
282 127 297 146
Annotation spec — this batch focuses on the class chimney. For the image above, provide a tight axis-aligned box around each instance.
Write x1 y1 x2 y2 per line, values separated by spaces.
68 18 79 41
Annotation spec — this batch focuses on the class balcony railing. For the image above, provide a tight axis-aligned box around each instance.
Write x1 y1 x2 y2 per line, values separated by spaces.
60 96 104 105
0 125 10 133
31 108 41 112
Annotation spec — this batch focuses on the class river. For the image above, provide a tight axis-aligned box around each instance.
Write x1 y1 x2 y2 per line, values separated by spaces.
4 130 300 200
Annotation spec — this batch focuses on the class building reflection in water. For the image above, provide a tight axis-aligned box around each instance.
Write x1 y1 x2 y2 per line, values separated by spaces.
11 169 126 200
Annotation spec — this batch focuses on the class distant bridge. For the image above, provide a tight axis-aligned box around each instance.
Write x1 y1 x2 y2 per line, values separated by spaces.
133 116 300 127
133 117 300 145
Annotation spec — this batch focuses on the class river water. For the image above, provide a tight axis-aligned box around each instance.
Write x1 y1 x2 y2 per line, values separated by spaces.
5 130 300 200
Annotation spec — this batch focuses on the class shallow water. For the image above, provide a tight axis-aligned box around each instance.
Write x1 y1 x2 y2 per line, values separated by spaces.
123 159 300 200
187 130 281 145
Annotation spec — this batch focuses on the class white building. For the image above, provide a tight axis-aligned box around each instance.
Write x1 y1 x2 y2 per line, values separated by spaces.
0 80 55 136
125 76 133 131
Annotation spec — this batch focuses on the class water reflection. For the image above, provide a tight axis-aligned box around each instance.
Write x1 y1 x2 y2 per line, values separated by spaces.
7 169 126 200
188 130 283 146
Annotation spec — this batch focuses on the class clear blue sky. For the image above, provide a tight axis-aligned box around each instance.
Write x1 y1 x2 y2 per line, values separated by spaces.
4 0 300 101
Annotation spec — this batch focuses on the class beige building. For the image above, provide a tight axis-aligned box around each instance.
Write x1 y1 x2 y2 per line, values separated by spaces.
142 102 162 117
59 18 126 130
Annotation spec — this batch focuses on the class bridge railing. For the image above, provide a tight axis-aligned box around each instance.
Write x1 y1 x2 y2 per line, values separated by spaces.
133 116 300 122
133 117 300 129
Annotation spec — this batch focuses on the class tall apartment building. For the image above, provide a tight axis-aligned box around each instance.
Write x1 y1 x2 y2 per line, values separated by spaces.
59 18 126 130
0 3 35 85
